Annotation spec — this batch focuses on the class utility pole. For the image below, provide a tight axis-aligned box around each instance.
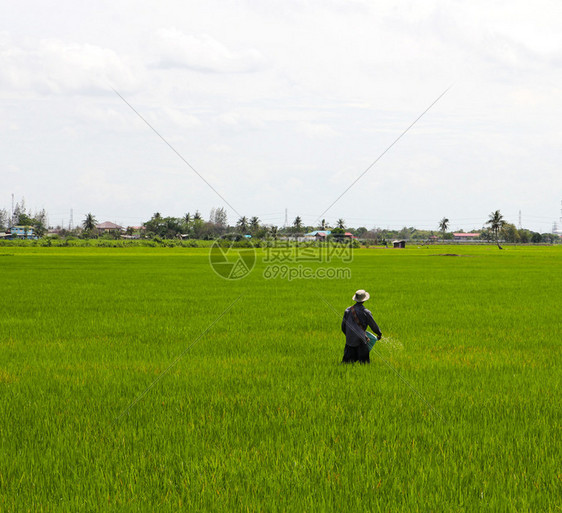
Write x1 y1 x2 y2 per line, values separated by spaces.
10 193 14 227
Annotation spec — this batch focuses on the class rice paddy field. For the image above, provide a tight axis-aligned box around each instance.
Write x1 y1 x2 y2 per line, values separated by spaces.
0 244 560 512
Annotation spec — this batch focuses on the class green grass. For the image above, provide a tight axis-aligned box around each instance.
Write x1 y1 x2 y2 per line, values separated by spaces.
0 245 560 511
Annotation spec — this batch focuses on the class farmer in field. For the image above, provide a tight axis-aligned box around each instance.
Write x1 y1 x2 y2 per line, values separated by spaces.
341 289 382 364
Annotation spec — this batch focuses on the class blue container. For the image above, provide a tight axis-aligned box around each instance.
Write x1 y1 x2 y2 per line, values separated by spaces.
366 332 379 352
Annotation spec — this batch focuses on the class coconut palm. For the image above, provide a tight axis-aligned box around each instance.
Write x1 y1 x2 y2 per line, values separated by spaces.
249 216 260 234
237 216 249 233
293 216 303 234
336 218 345 229
82 213 97 231
438 217 449 241
486 210 506 249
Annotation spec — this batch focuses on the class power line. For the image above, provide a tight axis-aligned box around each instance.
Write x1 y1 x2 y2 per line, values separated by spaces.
111 87 241 219
315 84 453 223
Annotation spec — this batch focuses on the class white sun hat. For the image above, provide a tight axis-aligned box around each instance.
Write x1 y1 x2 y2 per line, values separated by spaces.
352 289 370 302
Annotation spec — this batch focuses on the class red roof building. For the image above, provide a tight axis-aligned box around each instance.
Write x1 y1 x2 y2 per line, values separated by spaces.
96 221 123 232
453 233 480 240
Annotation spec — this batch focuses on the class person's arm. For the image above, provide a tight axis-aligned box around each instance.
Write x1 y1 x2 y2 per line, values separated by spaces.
341 310 348 335
365 310 382 339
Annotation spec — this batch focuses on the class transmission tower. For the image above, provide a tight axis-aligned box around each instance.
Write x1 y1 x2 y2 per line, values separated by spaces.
553 200 562 234
69 209 74 230
284 208 288 228
518 210 522 230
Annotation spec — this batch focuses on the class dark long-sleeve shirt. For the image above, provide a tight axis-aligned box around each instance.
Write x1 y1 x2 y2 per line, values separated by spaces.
341 302 382 347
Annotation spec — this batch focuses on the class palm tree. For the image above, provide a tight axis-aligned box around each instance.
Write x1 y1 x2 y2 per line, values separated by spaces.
269 226 278 240
336 218 345 230
82 213 97 231
182 213 192 236
249 216 260 234
237 216 249 233
193 211 202 221
438 217 449 241
321 219 326 230
486 210 506 249
293 216 303 235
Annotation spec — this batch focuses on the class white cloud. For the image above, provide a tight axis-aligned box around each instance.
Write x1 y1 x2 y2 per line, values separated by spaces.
208 143 232 153
150 28 266 73
151 106 201 129
0 34 141 95
1 1 561 231
297 122 339 139
214 111 266 132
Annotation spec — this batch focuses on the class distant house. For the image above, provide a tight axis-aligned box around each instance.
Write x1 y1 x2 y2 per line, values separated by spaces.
47 228 62 237
121 226 145 239
96 221 123 234
304 230 331 240
9 226 37 239
453 233 480 241
304 230 356 241
393 240 406 248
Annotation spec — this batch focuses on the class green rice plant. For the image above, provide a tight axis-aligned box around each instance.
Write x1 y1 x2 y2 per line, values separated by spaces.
0 245 560 511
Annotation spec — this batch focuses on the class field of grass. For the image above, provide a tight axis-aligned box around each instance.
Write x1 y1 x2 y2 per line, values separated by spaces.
0 245 560 511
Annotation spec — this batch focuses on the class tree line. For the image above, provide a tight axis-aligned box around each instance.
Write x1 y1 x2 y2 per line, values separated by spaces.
439 211 557 245
0 199 47 237
1 199 558 244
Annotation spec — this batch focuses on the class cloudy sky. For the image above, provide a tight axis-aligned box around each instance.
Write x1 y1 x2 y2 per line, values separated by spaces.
1 0 561 232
